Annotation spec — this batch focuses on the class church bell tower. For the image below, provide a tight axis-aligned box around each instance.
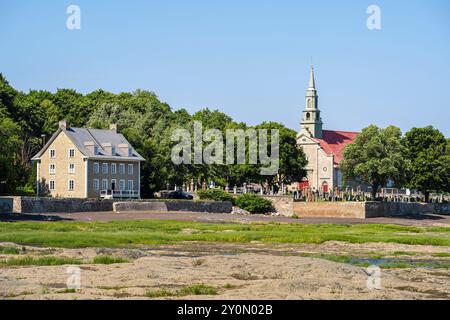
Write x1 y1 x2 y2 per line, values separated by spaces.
300 66 323 138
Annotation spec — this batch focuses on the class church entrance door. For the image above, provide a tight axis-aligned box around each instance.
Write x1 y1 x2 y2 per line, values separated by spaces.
322 181 329 193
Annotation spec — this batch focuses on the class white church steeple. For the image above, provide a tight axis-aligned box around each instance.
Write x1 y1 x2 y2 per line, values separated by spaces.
300 65 323 138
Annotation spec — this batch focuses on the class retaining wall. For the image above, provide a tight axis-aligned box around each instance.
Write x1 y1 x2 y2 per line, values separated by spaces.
294 201 450 219
261 196 293 216
113 200 233 214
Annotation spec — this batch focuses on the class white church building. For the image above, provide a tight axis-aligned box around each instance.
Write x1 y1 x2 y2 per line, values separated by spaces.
296 67 359 193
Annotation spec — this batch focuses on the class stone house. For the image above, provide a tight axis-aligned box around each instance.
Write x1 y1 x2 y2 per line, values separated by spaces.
296 67 359 193
31 120 145 199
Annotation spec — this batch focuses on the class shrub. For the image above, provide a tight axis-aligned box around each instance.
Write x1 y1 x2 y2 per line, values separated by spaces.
197 188 235 204
235 194 274 214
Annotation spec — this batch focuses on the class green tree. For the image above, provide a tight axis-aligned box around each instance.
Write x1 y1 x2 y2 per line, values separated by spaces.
340 125 408 200
403 126 450 202
253 122 307 190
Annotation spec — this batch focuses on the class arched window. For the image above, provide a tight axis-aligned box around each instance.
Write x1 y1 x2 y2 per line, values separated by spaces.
306 112 311 121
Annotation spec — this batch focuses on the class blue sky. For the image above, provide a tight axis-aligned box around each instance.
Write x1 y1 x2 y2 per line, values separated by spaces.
1 0 449 136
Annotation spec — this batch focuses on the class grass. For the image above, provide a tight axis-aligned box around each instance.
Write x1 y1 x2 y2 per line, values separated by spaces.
145 285 218 298
0 256 83 266
92 255 129 264
392 251 417 256
0 220 449 248
0 255 129 266
433 252 450 257
0 246 20 254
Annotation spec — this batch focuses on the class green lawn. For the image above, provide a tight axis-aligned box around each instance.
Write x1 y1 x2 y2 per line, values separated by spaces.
0 220 449 248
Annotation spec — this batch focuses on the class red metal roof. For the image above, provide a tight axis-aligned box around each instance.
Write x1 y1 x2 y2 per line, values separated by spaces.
313 130 359 166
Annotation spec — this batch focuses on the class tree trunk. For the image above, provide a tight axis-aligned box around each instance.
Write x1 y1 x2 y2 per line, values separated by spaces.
371 184 378 201
424 192 430 203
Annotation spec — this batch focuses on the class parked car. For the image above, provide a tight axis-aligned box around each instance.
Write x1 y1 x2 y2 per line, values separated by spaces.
166 190 194 200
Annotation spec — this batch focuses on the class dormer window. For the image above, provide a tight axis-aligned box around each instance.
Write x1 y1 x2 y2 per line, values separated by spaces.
128 148 132 157
111 146 116 156
94 145 99 155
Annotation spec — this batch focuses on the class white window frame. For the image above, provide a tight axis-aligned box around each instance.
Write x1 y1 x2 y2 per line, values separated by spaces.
101 179 108 190
49 180 55 191
68 163 75 174
68 148 75 158
111 163 117 175
93 162 99 174
49 149 56 159
127 164 134 175
111 146 116 156
119 179 125 191
127 180 133 191
94 145 99 155
102 163 108 174
119 163 125 175
68 179 74 191
93 179 99 191
49 164 56 175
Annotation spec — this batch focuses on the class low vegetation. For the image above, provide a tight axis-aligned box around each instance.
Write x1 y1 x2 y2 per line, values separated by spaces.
235 194 274 214
0 256 83 266
0 220 449 248
145 284 218 298
197 188 235 204
0 246 20 254
92 255 129 264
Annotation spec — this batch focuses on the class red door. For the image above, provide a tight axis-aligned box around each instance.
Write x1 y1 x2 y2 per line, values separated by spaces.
322 182 329 193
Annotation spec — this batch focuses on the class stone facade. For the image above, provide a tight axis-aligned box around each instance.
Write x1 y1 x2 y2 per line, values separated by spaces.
32 121 144 199
113 200 233 214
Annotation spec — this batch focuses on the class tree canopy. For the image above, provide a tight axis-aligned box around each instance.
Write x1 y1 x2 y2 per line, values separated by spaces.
0 74 307 196
340 125 408 199
403 126 450 201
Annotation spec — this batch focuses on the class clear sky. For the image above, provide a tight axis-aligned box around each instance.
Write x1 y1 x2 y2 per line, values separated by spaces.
1 0 449 136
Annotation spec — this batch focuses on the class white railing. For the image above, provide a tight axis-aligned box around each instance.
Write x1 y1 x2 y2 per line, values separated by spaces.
100 190 139 199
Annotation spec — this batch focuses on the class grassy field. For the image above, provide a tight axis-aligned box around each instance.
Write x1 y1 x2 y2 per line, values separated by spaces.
0 219 449 248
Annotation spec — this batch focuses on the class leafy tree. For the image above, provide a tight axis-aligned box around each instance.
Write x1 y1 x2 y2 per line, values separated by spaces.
340 125 408 200
403 126 450 202
253 122 307 190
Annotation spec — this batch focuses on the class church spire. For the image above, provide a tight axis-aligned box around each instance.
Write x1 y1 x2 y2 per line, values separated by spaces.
300 65 323 139
308 65 316 89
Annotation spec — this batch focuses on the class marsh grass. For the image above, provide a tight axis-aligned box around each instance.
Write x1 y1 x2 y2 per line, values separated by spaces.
0 256 83 266
92 255 128 264
0 246 20 254
0 220 449 248
145 284 218 298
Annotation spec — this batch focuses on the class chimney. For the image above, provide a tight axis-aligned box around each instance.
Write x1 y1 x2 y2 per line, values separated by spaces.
109 123 118 133
59 120 68 130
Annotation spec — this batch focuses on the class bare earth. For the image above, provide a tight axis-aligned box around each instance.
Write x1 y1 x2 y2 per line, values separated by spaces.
1 241 449 300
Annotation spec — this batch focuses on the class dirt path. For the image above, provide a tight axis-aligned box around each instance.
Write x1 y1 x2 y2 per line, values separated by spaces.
2 211 450 227
1 241 449 300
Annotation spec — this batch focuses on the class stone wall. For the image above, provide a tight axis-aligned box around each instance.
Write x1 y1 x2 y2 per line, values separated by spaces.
293 201 366 219
113 200 233 214
365 202 450 218
294 201 450 219
261 196 293 216
19 197 115 213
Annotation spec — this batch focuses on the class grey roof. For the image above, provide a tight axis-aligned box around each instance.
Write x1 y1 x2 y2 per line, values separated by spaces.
32 127 145 161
